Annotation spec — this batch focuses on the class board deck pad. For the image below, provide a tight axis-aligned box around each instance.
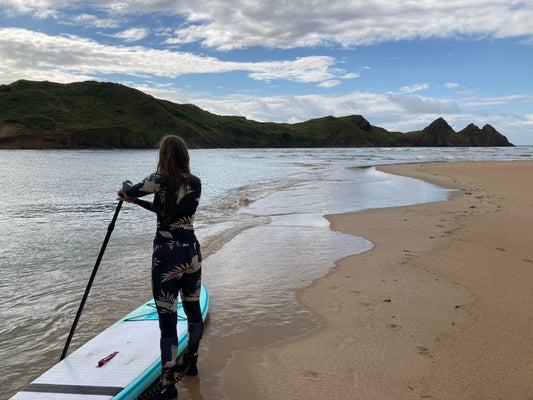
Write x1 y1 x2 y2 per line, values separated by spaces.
11 284 208 400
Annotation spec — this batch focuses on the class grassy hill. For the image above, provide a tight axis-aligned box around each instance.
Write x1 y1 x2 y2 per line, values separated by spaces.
0 80 513 148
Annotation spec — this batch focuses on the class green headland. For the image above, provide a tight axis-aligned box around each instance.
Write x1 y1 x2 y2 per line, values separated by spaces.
0 80 513 149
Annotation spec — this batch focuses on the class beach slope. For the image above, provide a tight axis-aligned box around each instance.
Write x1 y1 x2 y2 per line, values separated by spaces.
223 161 533 400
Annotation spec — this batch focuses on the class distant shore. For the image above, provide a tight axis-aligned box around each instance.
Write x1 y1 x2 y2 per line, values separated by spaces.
0 81 513 149
221 160 533 399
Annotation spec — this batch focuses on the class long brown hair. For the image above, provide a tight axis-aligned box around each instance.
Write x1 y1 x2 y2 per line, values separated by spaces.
157 135 190 225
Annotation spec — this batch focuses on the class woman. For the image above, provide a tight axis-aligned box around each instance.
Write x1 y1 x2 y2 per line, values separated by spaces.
118 135 203 400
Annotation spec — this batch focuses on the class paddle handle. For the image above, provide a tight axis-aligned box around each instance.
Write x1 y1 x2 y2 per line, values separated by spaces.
59 200 123 361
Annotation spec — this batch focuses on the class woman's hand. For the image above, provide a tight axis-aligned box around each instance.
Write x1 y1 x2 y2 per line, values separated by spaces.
117 189 135 203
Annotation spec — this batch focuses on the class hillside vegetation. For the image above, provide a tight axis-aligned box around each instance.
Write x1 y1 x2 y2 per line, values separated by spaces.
0 80 513 148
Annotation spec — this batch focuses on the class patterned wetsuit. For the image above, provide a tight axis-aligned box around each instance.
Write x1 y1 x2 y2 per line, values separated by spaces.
123 172 202 382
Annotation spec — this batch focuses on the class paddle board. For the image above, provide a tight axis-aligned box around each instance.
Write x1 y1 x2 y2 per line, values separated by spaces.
11 284 209 400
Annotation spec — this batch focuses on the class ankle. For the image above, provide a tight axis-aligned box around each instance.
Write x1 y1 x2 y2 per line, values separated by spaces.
174 352 199 376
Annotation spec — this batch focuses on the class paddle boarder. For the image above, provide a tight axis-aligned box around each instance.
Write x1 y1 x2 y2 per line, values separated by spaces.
118 135 204 399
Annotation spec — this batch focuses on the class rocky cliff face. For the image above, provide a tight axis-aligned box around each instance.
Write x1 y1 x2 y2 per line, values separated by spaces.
424 117 456 135
457 123 512 146
417 118 513 147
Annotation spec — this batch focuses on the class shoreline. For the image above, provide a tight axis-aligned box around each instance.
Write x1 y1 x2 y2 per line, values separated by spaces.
221 160 533 399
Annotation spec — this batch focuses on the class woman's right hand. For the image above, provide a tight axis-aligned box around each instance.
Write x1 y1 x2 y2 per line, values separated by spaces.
117 189 135 203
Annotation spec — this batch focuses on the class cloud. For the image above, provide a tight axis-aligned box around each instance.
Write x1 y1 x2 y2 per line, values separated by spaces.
67 13 123 29
342 73 360 79
3 1 533 50
129 86 402 125
157 1 533 50
445 82 459 89
461 94 533 107
246 56 336 83
154 89 527 144
112 27 150 42
33 8 58 19
387 94 461 114
398 83 429 93
525 115 533 125
0 0 67 15
169 90 449 126
0 28 339 84
318 80 341 88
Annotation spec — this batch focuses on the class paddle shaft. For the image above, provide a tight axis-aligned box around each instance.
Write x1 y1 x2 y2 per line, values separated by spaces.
60 200 123 361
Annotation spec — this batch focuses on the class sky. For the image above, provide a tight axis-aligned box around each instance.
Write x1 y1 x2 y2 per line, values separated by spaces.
0 0 532 145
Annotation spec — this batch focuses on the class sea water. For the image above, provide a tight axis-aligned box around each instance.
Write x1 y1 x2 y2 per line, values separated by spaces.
0 147 531 399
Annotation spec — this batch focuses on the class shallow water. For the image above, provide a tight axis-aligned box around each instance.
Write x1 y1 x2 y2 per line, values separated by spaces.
1 147 531 399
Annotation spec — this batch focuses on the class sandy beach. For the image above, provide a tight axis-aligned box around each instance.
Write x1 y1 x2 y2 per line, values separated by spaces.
221 160 533 400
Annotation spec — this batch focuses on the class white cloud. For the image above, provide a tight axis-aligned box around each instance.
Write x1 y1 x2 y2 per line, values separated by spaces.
164 24 205 46
156 1 533 49
175 1 533 49
130 87 403 125
461 94 533 107
179 91 441 126
33 8 58 19
67 13 123 29
166 89 528 144
318 80 341 88
112 27 150 42
0 28 339 84
445 82 459 89
387 94 461 114
342 73 360 79
247 56 336 83
132 76 532 140
399 83 429 93
3 1 532 50
0 0 67 14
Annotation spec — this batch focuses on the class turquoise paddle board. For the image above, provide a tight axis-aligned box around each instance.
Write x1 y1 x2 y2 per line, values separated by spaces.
11 284 209 400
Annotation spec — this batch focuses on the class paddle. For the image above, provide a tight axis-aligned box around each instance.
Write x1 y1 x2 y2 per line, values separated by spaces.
60 199 123 361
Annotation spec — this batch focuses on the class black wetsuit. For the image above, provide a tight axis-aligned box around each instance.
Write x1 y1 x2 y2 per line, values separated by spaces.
123 172 203 383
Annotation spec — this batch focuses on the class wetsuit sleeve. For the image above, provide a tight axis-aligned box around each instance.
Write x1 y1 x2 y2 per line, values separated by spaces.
133 198 153 212
122 174 158 212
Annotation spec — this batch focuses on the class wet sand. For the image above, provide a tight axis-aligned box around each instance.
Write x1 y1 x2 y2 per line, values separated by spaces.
221 161 533 400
